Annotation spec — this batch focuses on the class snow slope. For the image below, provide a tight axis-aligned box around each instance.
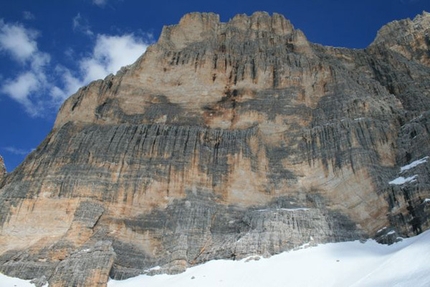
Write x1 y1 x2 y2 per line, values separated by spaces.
389 175 418 185
1 230 430 286
389 155 428 185
400 156 429 173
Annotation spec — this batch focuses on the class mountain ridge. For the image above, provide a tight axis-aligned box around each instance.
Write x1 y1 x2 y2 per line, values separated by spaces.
0 11 429 287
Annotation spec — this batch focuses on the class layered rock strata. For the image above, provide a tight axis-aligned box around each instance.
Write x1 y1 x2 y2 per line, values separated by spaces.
0 11 429 286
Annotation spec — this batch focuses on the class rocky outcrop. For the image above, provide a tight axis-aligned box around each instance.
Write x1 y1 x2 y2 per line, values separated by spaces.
370 11 430 67
0 11 430 286
0 156 5 182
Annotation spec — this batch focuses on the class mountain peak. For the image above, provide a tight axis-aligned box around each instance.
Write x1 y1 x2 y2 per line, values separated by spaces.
370 10 430 66
54 11 311 129
158 12 301 50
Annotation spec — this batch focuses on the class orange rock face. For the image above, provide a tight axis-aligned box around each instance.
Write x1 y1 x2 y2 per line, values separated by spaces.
0 12 430 286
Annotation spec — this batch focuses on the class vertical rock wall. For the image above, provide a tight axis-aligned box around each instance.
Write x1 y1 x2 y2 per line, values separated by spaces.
0 11 429 286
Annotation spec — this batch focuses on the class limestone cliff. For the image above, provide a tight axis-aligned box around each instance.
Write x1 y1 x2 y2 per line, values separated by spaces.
0 156 5 182
0 12 430 286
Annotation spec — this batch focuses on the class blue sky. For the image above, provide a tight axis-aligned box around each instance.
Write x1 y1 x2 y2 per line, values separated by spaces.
0 0 429 172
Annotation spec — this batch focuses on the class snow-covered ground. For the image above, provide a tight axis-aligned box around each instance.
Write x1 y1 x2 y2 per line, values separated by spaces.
0 274 36 287
389 175 418 185
388 155 428 186
2 230 430 287
400 156 429 173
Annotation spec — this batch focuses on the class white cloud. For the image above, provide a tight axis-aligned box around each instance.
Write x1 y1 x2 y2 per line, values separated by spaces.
50 66 85 102
3 146 33 156
72 13 93 36
30 51 50 71
52 33 150 99
82 34 149 82
23 11 35 21
2 72 39 103
0 18 152 117
0 19 51 116
93 0 108 7
1 72 45 116
0 20 38 62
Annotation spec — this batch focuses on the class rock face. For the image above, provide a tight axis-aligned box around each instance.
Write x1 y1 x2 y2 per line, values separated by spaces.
1 11 430 286
0 156 5 182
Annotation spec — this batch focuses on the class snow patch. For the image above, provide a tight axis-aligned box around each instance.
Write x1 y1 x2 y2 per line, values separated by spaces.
0 273 36 287
280 208 309 211
255 207 308 212
424 198 430 203
144 266 161 272
377 227 387 233
389 175 418 185
400 156 429 173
